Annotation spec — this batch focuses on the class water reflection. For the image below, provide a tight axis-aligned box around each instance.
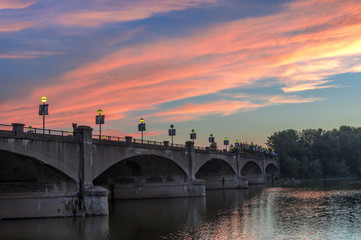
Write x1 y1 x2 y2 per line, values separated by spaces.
108 197 206 240
0 216 109 240
1 180 361 240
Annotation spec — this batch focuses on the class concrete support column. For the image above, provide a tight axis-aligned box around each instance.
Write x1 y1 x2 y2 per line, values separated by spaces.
236 149 241 177
74 126 109 217
186 141 195 180
262 154 266 177
12 123 25 137
75 126 94 189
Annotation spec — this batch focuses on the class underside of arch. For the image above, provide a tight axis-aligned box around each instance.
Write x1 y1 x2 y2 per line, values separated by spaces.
93 154 189 199
0 150 77 194
195 159 237 189
241 161 262 177
241 161 264 185
266 163 279 174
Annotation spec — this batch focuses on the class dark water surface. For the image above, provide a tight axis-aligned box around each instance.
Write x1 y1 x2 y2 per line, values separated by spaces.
1 179 361 240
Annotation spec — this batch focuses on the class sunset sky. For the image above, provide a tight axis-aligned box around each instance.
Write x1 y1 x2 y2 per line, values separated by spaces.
1 0 361 147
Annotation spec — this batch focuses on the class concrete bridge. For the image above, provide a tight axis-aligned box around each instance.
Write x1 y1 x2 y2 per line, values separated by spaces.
0 123 280 219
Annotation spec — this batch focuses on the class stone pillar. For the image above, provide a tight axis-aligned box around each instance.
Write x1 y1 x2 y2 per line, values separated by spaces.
235 151 249 188
163 141 169 148
236 149 241 177
75 126 109 216
12 123 25 137
75 126 93 189
125 136 132 145
186 141 195 180
262 154 266 177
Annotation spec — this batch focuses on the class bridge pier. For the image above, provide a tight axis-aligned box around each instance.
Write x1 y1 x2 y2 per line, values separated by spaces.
0 124 108 219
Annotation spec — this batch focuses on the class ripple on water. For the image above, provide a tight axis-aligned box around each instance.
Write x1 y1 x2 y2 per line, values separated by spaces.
160 186 361 240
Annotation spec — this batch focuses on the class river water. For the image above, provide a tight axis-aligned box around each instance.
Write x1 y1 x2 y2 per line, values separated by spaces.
1 179 361 240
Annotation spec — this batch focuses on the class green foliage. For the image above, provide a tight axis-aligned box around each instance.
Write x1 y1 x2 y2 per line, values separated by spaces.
267 126 361 178
210 142 218 150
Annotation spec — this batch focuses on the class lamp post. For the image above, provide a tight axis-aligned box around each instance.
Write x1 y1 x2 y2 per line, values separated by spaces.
95 109 105 139
209 134 214 143
224 137 229 151
190 129 196 143
39 97 48 134
138 118 146 143
235 139 240 148
168 124 176 146
209 134 215 150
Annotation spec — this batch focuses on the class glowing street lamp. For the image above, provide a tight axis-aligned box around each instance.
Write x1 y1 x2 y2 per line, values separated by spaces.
95 109 105 139
138 118 146 143
168 124 176 146
224 137 229 151
190 129 196 143
38 97 49 134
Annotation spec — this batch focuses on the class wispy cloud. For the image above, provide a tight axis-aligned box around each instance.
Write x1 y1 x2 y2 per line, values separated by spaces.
0 0 34 10
0 21 34 32
1 0 360 131
57 0 218 27
0 51 63 59
150 95 322 122
0 54 35 59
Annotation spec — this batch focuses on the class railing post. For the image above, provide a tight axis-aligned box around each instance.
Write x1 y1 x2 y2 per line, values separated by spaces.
163 141 169 149
11 123 25 137
125 136 132 145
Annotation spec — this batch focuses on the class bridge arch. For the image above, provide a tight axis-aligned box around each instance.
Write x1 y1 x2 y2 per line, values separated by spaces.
93 154 189 199
94 154 188 184
91 145 190 182
195 158 237 189
241 160 264 184
0 149 78 194
241 161 263 176
265 163 279 175
0 139 78 182
195 158 236 176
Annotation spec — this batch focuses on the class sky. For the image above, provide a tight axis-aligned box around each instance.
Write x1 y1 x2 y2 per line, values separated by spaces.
1 0 361 148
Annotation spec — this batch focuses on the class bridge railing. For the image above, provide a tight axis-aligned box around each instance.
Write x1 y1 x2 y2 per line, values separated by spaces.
194 146 207 151
0 124 12 131
170 143 186 148
23 126 72 136
1 123 242 152
92 134 125 141
132 138 164 146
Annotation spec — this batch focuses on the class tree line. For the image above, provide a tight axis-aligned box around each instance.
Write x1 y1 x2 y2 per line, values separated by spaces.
267 126 361 178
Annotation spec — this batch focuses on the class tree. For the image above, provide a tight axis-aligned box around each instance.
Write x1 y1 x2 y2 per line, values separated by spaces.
210 142 217 150
267 126 361 178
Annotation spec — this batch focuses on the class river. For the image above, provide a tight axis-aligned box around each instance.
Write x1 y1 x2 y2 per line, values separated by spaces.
1 179 361 239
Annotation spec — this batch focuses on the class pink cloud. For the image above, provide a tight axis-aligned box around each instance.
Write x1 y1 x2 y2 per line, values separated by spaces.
149 95 322 122
0 21 34 32
0 51 63 59
57 0 218 27
0 0 34 10
0 54 35 59
1 0 360 132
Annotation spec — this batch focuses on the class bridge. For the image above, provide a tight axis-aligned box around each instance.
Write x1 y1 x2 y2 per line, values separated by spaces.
0 123 280 219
